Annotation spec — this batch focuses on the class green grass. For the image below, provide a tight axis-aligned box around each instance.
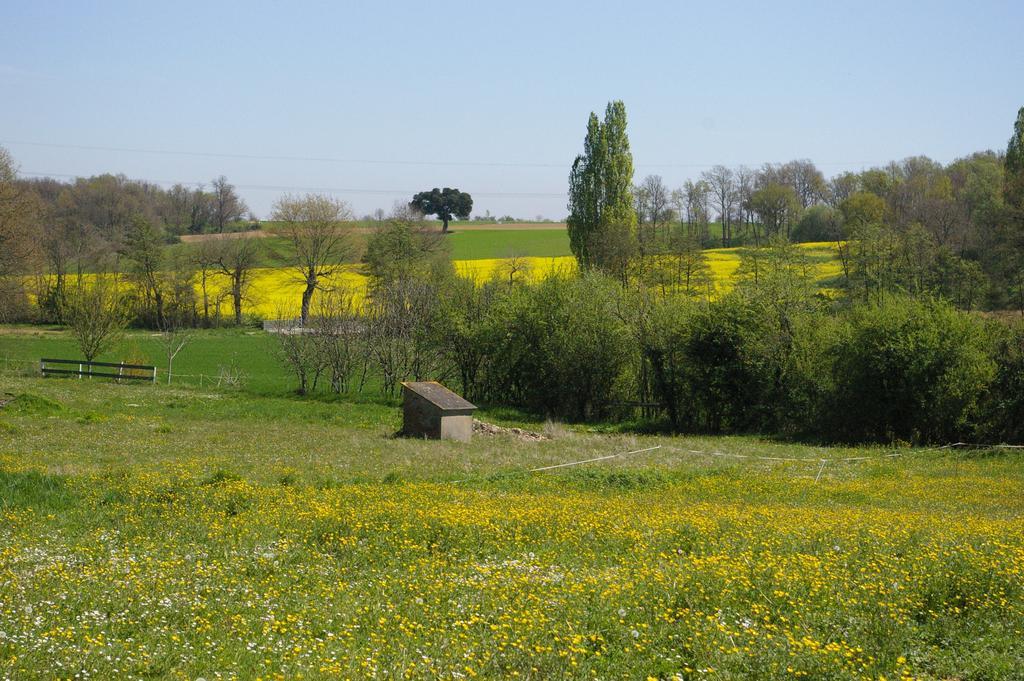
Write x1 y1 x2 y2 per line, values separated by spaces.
0 326 290 394
0 327 528 416
446 229 571 259
169 227 572 268
2 325 1023 679
1 372 1023 679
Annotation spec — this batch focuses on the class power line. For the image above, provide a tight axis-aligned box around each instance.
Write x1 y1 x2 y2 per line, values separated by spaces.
6 140 568 169
20 170 568 199
2 139 878 169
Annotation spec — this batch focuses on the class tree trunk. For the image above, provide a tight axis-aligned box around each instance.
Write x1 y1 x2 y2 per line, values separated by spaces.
233 281 243 326
442 217 449 233
201 270 210 327
154 288 165 329
300 278 317 325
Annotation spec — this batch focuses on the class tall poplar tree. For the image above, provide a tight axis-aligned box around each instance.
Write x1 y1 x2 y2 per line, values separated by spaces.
567 101 637 271
1006 106 1024 209
567 113 605 268
600 101 636 231
1002 106 1024 313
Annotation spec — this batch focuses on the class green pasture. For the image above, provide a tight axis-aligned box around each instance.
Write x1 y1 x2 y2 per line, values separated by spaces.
445 228 571 259
1 367 1022 679
0 326 288 394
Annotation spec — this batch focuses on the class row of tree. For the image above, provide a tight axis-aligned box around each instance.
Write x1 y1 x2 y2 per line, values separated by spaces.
270 230 1024 443
571 102 1024 312
7 147 1023 443
0 145 356 328
0 159 254 317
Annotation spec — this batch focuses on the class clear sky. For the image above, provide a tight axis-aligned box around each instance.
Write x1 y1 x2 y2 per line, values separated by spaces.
1 1 1022 220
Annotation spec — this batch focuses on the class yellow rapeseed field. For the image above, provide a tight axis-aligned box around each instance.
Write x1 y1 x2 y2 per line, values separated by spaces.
28 243 844 319
215 243 844 318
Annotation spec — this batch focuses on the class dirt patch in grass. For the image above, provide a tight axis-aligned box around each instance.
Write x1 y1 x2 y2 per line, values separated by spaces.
179 231 270 243
473 418 549 442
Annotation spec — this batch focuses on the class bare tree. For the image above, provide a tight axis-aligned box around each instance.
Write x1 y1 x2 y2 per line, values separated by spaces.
782 159 827 208
166 183 214 234
213 236 260 325
272 194 355 325
734 166 756 242
0 147 39 320
0 147 38 277
190 239 221 326
310 288 362 394
62 277 128 364
827 172 861 207
277 325 326 395
159 315 193 385
640 175 669 239
702 166 736 246
211 176 248 233
364 278 446 395
499 253 532 287
682 179 712 242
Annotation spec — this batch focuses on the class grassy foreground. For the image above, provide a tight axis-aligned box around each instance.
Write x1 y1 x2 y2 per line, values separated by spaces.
0 373 1022 680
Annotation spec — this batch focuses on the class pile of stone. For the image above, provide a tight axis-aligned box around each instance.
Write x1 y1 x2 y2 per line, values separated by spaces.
472 419 549 442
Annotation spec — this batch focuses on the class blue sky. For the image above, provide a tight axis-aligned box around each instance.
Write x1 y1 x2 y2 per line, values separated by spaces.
1 1 1021 219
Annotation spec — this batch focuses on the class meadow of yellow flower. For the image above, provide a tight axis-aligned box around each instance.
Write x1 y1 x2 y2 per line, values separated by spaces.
0 373 1022 680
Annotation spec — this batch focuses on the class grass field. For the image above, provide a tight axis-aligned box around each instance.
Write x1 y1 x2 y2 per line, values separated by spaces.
0 368 1022 680
0 326 290 394
445 229 571 260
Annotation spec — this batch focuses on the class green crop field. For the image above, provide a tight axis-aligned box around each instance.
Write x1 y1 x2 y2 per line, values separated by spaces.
445 228 571 260
170 223 759 267
170 226 573 268
1 326 1023 680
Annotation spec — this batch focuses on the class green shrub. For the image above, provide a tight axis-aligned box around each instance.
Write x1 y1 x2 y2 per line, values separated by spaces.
827 297 994 443
979 321 1024 444
481 272 634 421
644 294 833 434
792 205 842 243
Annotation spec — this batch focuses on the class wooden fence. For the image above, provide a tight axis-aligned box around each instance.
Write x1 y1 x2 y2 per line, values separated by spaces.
40 358 157 383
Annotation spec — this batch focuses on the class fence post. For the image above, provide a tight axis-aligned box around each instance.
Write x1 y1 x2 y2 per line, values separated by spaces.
118 362 124 384
151 366 157 384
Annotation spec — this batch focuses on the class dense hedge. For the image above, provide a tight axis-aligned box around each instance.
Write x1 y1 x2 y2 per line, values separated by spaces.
827 299 994 443
290 265 1023 444
449 275 1019 443
640 293 1007 443
980 323 1024 443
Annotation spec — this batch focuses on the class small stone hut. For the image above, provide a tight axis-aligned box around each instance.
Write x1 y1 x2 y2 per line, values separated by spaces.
401 381 476 442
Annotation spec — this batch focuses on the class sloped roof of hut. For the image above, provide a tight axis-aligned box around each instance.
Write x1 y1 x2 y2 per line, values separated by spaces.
401 381 476 410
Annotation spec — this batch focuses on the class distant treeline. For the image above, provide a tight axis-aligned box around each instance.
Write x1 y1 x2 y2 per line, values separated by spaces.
625 151 1022 313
